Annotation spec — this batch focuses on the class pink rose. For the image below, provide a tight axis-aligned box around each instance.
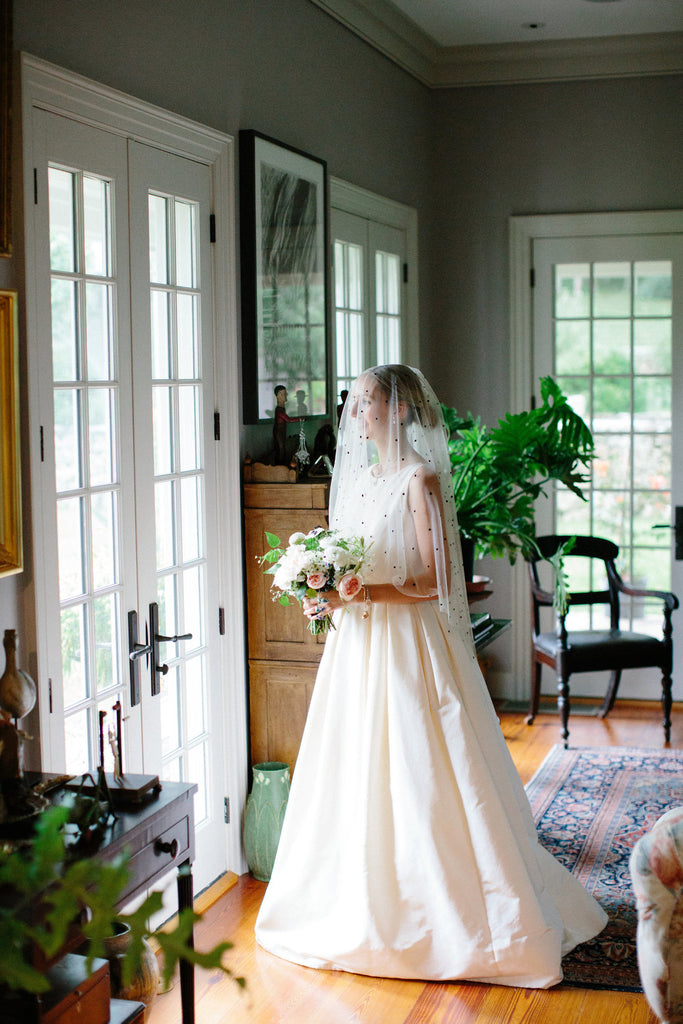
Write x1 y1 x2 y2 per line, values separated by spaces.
338 572 362 602
307 571 327 590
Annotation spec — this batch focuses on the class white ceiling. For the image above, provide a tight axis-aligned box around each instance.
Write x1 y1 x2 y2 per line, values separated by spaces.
382 0 683 48
310 0 683 86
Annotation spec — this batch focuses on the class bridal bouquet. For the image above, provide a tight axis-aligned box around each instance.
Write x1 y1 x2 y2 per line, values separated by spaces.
260 527 370 635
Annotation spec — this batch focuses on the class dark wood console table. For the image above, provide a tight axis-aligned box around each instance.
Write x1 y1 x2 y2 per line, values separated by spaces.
25 776 198 1024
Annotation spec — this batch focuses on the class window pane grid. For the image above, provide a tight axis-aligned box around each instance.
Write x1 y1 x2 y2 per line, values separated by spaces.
148 192 210 819
334 239 365 401
554 259 672 631
49 166 125 773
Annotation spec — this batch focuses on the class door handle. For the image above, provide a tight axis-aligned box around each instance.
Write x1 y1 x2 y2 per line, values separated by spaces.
652 506 683 560
127 610 151 706
149 602 193 696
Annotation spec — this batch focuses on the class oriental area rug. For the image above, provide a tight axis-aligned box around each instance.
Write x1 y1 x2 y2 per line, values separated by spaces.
525 744 683 991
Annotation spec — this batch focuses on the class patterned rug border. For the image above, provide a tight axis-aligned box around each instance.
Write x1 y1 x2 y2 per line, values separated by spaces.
525 744 683 992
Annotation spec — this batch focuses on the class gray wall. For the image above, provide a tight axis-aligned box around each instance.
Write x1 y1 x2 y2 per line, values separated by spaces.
427 75 683 418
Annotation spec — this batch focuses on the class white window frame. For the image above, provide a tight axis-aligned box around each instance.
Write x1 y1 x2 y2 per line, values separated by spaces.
330 177 419 371
509 210 683 704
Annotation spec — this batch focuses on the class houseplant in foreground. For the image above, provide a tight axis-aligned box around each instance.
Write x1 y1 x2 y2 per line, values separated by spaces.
442 376 594 574
0 802 244 999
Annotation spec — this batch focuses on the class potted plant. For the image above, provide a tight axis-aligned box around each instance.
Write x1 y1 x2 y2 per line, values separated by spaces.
442 376 594 577
0 801 244 1004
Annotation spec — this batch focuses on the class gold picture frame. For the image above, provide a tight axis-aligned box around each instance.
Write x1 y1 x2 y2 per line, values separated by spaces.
0 291 22 575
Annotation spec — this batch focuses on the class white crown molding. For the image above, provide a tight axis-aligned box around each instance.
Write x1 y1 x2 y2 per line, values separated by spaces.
435 31 683 87
310 0 683 87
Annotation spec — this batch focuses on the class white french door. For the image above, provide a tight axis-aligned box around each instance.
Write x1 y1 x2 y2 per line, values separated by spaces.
25 94 239 888
531 229 683 702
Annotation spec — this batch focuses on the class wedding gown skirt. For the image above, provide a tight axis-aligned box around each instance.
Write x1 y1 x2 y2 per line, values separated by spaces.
255 600 607 987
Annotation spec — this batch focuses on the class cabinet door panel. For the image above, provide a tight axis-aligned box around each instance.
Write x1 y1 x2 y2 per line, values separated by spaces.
245 509 328 661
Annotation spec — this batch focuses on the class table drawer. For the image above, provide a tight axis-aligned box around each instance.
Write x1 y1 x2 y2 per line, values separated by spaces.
120 814 191 903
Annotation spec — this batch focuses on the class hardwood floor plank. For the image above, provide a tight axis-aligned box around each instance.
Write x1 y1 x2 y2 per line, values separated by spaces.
148 702 679 1024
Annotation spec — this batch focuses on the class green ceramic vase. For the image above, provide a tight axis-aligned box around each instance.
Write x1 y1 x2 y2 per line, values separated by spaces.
243 761 291 881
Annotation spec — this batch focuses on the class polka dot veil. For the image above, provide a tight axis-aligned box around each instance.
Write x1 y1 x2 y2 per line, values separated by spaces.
330 365 475 654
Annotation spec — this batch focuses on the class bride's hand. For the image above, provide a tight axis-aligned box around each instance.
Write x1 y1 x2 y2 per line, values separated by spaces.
303 591 344 621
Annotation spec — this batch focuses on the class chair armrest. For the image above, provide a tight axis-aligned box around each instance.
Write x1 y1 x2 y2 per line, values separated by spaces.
614 579 679 612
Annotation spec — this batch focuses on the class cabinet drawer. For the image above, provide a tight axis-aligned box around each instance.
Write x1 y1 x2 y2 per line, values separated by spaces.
120 815 191 902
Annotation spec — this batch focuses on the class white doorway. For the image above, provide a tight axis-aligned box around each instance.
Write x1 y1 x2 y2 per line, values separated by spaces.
22 55 247 887
510 211 683 705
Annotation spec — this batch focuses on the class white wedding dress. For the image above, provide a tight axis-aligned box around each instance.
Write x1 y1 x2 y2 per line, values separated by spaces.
255 464 607 988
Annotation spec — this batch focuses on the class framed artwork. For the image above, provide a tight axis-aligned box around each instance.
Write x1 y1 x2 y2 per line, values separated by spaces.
0 291 22 575
240 130 329 424
0 0 11 257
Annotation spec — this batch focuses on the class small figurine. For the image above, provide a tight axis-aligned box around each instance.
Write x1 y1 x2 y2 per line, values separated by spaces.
273 385 299 465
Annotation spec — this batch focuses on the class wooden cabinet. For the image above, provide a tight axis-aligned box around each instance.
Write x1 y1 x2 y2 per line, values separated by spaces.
243 481 330 770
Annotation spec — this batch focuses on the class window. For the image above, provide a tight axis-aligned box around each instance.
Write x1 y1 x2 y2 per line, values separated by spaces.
330 179 417 409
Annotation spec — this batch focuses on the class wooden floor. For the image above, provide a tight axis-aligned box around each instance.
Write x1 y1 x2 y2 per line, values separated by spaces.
149 701 682 1024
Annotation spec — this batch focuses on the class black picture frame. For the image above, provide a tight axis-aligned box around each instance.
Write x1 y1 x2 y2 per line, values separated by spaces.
240 130 329 424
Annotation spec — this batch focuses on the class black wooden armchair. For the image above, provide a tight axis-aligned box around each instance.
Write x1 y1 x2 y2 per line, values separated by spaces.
526 535 679 748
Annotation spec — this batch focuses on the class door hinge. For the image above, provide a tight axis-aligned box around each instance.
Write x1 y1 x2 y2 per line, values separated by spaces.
530 267 535 288
48 678 53 713
403 262 408 284
214 411 221 440
34 168 38 205
224 796 230 824
210 213 216 243
218 606 225 635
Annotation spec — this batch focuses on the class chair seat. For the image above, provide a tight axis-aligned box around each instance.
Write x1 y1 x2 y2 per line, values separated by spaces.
535 629 665 672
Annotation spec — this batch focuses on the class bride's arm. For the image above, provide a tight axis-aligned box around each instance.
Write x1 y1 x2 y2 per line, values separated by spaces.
303 468 451 620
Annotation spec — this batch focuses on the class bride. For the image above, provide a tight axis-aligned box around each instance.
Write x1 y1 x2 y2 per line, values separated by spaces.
255 364 606 987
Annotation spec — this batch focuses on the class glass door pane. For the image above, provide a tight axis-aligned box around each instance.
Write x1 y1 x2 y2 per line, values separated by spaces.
552 259 672 634
48 165 125 774
148 192 211 823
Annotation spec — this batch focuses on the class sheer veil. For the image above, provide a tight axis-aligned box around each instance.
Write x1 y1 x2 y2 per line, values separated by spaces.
330 365 475 655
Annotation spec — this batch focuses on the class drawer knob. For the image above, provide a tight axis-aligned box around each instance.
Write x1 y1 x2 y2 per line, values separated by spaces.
154 837 179 859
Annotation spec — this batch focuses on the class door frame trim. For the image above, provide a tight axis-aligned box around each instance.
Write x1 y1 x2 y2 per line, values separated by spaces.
509 209 683 703
21 53 248 871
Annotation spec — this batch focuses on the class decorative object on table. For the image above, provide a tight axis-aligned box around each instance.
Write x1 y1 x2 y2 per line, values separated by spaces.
102 921 160 1021
260 526 370 635
0 630 41 832
0 803 245 999
239 130 329 425
630 806 683 1024
526 743 683 993
0 628 36 720
293 420 310 475
0 293 22 576
66 698 161 808
272 384 300 465
243 761 291 881
442 376 594 578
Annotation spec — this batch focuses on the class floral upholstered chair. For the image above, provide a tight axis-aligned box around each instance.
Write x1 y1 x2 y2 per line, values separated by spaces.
630 807 683 1024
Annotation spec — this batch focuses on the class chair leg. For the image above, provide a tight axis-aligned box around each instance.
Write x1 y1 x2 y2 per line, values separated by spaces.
661 669 673 743
598 670 622 719
526 661 542 725
557 671 570 749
